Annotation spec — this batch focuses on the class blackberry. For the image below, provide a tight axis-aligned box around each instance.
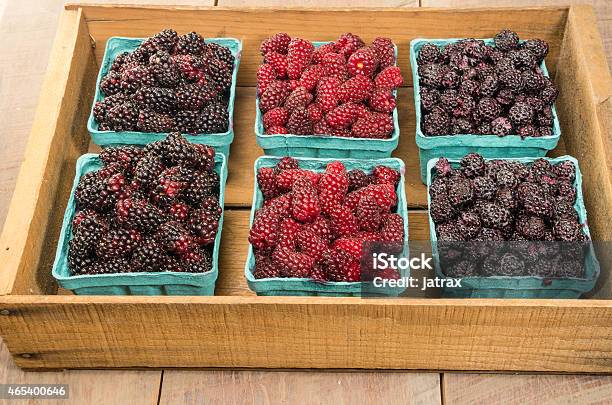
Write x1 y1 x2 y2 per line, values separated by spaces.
148 51 181 88
522 70 545 92
509 49 536 69
93 93 129 124
106 102 139 131
495 167 518 189
478 201 512 230
418 64 447 88
115 198 166 233
460 153 485 178
540 83 559 105
491 117 512 136
99 146 143 173
176 32 206 55
422 108 450 135
451 95 476 118
203 58 233 93
529 158 554 179
434 157 452 178
554 161 576 182
477 97 501 122
495 188 517 211
521 39 549 62
182 248 213 273
110 52 131 73
459 79 480 97
447 175 473 206
440 89 460 110
538 126 553 137
457 211 482 239
476 122 492 135
495 57 515 75
480 253 502 276
441 70 460 88
347 169 372 192
205 42 235 68
420 87 440 111
495 89 515 106
131 238 168 271
157 221 195 254
517 124 537 138
430 194 456 224
446 260 478 277
154 132 201 168
87 257 131 275
67 246 96 275
120 65 155 93
499 69 524 93
134 153 165 190
100 71 122 96
200 102 229 133
516 215 547 240
417 43 441 65
471 176 497 200
474 227 505 241
451 118 473 134
184 171 220 206
556 182 577 205
176 83 216 111
188 197 222 245
519 183 555 218
141 29 178 54
175 110 203 134
137 109 175 133
479 74 499 97
75 172 106 211
537 107 554 126
554 201 579 222
96 228 141 259
134 86 177 114
498 253 525 276
494 30 519 52
152 166 192 206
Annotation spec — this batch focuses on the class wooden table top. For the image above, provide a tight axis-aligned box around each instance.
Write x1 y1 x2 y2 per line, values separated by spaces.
0 1 610 403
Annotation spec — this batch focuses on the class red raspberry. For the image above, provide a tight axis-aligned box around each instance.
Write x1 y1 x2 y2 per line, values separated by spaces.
263 107 288 129
257 167 278 199
324 248 360 282
273 247 314 278
371 37 396 69
307 103 323 122
287 38 314 80
333 237 363 259
284 87 313 112
256 64 276 96
275 157 299 172
313 119 333 135
355 194 382 232
249 205 281 250
336 33 365 58
291 177 320 223
275 168 320 191
325 103 359 129
346 183 397 212
380 213 404 243
253 253 282 279
304 216 333 244
297 230 327 262
266 126 287 134
260 33 291 56
259 80 291 112
347 48 379 78
312 42 338 64
373 165 401 186
287 107 313 135
375 66 403 89
264 193 292 217
351 112 394 139
264 51 288 78
299 64 324 91
339 74 374 103
316 76 342 112
377 267 401 280
277 217 302 250
326 160 346 174
332 128 351 137
329 205 358 238
320 52 348 81
310 263 329 281
368 89 396 114
356 231 381 241
318 165 348 215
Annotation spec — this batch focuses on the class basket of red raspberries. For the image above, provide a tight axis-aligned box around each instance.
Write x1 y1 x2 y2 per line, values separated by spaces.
255 33 403 158
52 133 227 296
245 156 409 296
426 153 600 298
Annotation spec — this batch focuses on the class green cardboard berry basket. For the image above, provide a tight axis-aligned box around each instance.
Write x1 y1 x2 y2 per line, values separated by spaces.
51 152 228 296
411 38 562 183
255 42 400 158
245 156 410 296
426 155 600 298
87 36 242 157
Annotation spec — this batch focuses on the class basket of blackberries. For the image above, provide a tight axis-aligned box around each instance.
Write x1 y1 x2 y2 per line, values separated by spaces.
52 133 227 295
411 30 561 182
88 29 241 157
426 153 600 298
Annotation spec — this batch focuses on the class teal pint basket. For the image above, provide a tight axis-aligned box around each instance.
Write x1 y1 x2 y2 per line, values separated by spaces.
411 38 562 183
255 42 400 158
51 152 228 296
245 156 410 296
426 155 600 298
88 36 242 157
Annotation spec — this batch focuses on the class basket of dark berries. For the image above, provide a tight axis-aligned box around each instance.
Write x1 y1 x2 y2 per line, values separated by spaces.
255 33 401 158
245 156 409 296
52 133 227 295
88 29 241 156
411 30 561 182
426 153 600 298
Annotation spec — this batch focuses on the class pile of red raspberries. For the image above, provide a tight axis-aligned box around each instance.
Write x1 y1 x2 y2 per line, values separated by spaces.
257 33 403 139
249 157 405 282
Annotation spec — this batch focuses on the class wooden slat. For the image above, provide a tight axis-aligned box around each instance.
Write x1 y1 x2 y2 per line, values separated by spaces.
0 338 161 404
443 373 612 405
0 295 609 371
219 0 418 6
159 370 440 404
72 5 568 87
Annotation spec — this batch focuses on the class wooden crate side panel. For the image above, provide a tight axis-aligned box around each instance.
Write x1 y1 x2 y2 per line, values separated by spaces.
73 6 567 87
0 296 609 372
0 9 97 296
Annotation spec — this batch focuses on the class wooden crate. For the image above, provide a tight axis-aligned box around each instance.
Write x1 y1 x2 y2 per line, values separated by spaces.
0 4 610 372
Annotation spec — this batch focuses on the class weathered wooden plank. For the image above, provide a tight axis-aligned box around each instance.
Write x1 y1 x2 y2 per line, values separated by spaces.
219 0 418 6
443 373 612 405
160 370 440 405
